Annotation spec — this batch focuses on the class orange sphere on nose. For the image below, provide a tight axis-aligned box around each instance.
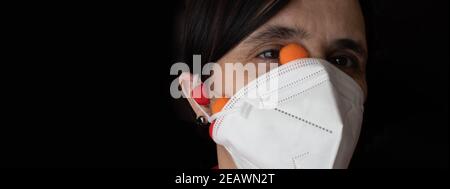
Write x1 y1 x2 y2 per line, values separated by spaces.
279 43 309 65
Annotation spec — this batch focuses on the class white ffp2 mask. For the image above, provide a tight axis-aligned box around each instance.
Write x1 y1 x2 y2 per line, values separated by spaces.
210 58 364 169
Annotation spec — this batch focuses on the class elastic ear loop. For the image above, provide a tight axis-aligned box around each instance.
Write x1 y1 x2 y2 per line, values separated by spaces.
179 74 214 123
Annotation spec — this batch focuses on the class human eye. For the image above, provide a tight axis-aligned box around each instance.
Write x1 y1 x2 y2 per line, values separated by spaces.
256 49 280 60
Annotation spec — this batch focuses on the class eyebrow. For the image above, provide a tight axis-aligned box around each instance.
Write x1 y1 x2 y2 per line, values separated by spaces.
244 25 310 45
329 38 367 59
244 25 367 59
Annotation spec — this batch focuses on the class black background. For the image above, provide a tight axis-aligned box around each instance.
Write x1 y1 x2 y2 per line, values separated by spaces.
2 0 448 168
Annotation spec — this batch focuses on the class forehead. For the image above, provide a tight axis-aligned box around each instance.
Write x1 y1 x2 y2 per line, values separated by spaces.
263 0 366 46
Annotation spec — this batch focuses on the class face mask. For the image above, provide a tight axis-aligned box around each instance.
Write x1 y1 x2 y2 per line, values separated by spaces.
208 58 365 169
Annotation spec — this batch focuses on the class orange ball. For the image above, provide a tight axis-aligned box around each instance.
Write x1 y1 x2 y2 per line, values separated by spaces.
279 43 309 65
211 98 230 114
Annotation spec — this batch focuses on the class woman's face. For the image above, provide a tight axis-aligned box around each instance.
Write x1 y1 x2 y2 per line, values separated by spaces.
212 0 367 99
211 0 368 168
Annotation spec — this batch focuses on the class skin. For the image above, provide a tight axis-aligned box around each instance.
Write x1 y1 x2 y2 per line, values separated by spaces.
184 0 368 168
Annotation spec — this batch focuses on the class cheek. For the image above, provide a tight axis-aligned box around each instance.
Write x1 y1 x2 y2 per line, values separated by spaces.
341 68 367 99
355 76 368 99
208 62 246 98
211 62 272 98
361 79 368 100
356 68 368 99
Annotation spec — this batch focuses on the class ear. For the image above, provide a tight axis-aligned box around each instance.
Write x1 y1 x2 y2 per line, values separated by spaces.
178 72 212 119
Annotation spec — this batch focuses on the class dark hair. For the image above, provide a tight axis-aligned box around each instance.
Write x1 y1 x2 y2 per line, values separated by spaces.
172 0 290 121
171 1 290 164
174 0 290 69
